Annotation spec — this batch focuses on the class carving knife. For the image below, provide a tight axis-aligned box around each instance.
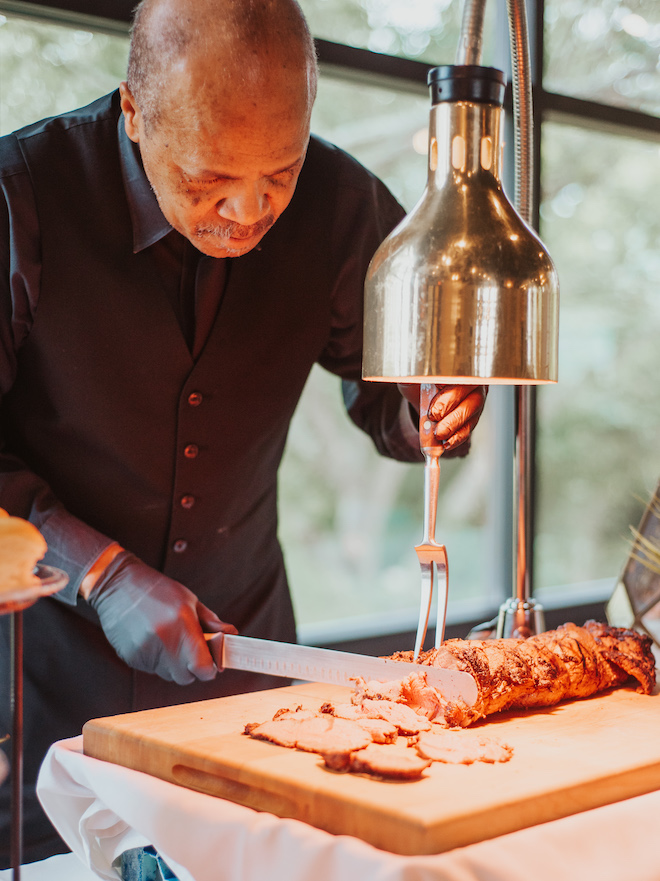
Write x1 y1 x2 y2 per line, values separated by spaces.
205 632 478 705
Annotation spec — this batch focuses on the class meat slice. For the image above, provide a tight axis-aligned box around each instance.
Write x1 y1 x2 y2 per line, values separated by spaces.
353 718 398 744
415 730 513 765
323 744 431 780
247 715 372 754
350 678 407 703
359 699 432 735
319 701 364 721
351 673 443 720
401 673 444 719
272 706 319 721
323 695 431 735
319 702 398 743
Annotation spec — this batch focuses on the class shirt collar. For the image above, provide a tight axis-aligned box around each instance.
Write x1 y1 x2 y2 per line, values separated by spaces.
118 114 172 253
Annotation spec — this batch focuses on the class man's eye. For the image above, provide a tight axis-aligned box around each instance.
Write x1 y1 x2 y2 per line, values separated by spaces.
267 169 297 187
183 175 222 186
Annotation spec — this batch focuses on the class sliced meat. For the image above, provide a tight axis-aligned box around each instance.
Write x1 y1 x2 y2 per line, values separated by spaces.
351 673 443 721
247 715 372 754
319 701 364 721
323 696 430 735
351 677 407 703
319 702 398 743
353 718 398 744
272 706 320 721
359 699 432 735
415 730 513 764
323 744 431 780
400 673 443 719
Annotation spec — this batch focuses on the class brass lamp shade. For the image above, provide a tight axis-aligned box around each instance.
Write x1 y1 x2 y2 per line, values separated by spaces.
362 66 559 385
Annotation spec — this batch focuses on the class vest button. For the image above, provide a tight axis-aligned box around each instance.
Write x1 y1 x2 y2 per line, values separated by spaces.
184 444 199 459
180 494 195 509
173 539 188 553
188 392 203 407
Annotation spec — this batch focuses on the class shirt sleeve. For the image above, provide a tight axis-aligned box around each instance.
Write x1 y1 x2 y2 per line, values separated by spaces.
0 148 116 604
314 160 422 463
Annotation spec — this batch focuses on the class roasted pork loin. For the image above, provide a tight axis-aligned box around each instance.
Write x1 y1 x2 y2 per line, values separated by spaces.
390 621 656 727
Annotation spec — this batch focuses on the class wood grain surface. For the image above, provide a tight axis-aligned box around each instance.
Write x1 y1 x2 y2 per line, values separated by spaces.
82 680 660 855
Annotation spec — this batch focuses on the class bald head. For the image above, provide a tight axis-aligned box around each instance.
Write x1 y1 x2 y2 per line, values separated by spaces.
127 0 318 130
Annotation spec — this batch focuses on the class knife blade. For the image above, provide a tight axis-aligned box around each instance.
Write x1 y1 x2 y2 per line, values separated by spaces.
205 633 478 705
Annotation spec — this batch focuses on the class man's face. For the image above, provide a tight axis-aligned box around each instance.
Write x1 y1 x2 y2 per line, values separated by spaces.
120 80 310 258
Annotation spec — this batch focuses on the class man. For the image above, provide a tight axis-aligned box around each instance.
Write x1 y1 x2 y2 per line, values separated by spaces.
0 0 486 864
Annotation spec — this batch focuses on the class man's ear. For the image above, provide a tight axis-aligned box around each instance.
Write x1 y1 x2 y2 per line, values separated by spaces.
119 81 141 144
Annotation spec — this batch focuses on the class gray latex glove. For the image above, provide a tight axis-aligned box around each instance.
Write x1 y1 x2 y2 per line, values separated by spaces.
87 550 237 685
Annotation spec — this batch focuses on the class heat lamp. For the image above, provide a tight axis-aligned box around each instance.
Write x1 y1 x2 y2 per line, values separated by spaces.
362 0 559 640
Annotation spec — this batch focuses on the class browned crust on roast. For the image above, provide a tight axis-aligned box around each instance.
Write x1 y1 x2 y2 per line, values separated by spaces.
399 621 655 726
582 620 656 694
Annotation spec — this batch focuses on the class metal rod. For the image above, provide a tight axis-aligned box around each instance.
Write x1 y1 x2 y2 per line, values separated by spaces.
515 386 534 602
455 0 544 634
456 0 487 65
10 610 23 880
506 0 541 625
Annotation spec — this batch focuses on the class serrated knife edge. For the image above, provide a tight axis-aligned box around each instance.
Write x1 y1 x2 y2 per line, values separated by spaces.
205 633 477 705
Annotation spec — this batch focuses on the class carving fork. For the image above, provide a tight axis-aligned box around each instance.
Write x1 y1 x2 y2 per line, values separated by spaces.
413 383 448 660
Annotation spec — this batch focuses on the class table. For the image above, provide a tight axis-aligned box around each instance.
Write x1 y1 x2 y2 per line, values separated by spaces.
36 736 660 881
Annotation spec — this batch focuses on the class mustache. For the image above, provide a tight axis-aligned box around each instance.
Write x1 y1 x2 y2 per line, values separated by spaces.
194 214 275 241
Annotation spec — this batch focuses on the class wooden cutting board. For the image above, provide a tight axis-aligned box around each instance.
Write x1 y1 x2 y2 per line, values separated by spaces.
83 681 660 856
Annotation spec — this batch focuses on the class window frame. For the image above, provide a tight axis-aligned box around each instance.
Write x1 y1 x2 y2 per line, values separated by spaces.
2 0 659 651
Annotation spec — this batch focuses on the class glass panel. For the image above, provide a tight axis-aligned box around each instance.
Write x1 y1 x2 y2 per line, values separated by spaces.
281 367 498 636
312 76 429 210
544 0 660 117
536 122 660 596
299 0 500 67
0 14 128 135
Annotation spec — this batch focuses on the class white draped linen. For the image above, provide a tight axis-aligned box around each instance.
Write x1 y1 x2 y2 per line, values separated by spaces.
36 736 660 881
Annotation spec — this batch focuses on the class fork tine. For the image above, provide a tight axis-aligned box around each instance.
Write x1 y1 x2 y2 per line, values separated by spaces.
413 560 433 660
434 546 449 648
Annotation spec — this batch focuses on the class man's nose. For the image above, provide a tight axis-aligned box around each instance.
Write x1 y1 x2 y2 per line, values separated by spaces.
216 184 267 226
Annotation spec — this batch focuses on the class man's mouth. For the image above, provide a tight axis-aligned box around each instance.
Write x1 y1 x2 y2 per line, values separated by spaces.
195 214 275 242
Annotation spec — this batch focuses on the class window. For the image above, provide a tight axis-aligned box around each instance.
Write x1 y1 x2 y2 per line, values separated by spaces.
2 0 658 648
536 0 660 605
0 12 128 132
544 0 660 116
298 0 499 67
538 124 660 596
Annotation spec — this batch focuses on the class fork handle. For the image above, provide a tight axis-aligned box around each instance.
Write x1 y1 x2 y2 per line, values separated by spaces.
422 454 440 545
419 384 443 545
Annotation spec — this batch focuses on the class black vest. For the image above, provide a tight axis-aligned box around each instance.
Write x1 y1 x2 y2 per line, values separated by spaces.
2 92 357 634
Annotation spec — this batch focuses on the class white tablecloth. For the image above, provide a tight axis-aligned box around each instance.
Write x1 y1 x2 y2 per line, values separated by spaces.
37 736 660 881
0 853 98 880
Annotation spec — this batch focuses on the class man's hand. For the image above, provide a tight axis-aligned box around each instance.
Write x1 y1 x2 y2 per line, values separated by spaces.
86 551 237 685
398 383 487 453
